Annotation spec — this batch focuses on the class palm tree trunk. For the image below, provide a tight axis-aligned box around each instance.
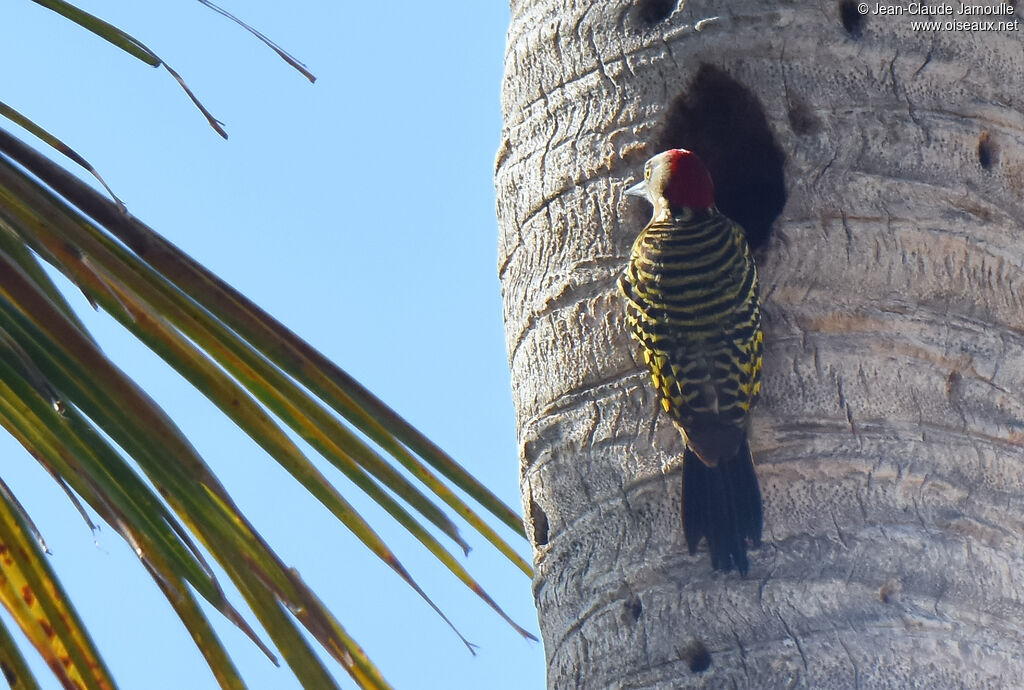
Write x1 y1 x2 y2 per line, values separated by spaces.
497 1 1024 687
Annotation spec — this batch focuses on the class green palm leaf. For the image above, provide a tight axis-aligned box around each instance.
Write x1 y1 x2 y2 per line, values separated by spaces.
0 3 532 688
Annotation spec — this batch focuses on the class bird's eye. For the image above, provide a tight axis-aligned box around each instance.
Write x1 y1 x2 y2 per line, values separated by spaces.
644 166 651 179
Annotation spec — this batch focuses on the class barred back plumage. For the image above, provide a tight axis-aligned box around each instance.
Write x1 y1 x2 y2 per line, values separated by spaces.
619 149 764 573
620 210 763 463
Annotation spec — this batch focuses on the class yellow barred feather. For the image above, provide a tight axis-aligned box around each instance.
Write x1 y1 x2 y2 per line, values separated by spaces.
619 208 763 467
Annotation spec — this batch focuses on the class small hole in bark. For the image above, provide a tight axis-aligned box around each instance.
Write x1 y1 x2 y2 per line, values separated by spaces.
879 578 902 604
682 639 711 673
946 370 962 398
840 0 865 38
656 64 787 250
978 131 997 170
625 594 643 621
530 499 549 546
637 0 676 24
787 93 821 136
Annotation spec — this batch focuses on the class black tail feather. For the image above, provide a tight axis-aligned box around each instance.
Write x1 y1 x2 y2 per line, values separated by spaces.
681 440 762 574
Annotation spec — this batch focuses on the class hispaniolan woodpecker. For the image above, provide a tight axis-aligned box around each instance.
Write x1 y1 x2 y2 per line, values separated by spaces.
618 149 764 573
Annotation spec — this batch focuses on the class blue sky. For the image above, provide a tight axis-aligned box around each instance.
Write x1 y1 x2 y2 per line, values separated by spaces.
0 2 545 688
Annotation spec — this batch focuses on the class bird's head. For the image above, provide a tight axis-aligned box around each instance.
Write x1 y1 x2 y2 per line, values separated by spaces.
625 149 715 220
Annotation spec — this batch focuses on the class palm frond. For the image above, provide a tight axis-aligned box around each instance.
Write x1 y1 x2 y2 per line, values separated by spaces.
0 4 532 688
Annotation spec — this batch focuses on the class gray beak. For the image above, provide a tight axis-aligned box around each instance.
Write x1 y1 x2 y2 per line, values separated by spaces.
625 179 647 198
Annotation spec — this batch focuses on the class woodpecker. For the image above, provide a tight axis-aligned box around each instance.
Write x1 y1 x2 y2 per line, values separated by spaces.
618 149 763 573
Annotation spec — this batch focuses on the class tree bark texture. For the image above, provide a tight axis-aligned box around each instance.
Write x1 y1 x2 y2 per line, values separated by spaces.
497 0 1024 687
